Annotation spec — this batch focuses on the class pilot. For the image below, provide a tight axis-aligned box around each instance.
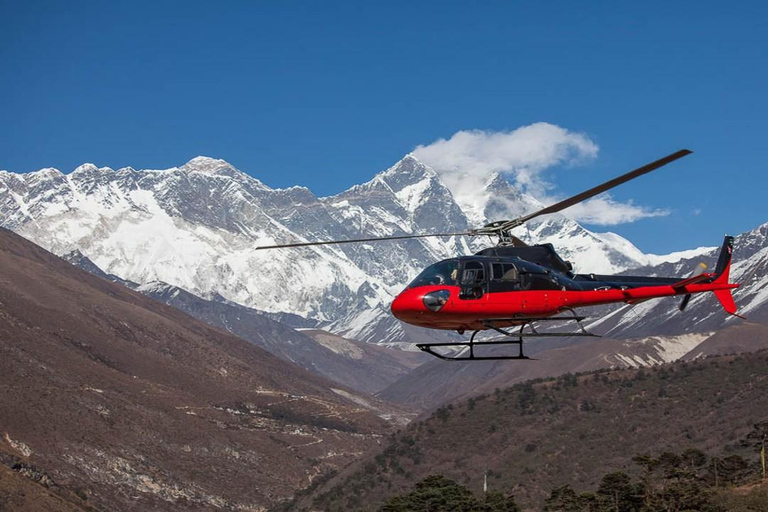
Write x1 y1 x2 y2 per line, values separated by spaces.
502 267 518 281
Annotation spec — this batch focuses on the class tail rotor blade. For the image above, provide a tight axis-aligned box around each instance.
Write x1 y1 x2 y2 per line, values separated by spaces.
679 262 707 312
679 294 692 312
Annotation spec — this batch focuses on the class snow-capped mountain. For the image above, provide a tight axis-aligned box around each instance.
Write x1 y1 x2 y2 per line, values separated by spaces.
0 155 724 342
586 222 768 337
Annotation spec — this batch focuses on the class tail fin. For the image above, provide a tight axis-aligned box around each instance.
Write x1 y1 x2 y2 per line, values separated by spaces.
711 235 744 318
712 235 734 285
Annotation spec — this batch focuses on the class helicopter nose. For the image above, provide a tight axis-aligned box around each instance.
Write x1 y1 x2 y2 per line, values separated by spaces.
391 288 453 325
391 289 427 323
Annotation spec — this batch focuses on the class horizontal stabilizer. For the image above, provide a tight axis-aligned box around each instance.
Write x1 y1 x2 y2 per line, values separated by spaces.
672 272 709 291
714 289 745 319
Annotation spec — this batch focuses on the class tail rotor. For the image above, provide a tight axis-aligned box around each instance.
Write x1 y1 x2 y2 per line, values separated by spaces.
679 262 707 312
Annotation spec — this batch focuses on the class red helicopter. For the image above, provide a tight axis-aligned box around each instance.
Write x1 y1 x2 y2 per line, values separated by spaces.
257 150 741 360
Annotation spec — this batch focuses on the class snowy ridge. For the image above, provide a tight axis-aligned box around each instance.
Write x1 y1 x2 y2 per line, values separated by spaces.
610 333 713 368
595 232 714 267
585 222 768 338
1 154 761 343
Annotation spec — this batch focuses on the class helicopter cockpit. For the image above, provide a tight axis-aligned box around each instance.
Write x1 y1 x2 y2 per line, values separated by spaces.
407 259 459 288
407 258 490 299
407 250 577 295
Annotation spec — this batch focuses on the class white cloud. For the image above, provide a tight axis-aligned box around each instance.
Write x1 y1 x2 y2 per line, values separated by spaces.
412 123 667 226
564 196 669 225
413 123 597 195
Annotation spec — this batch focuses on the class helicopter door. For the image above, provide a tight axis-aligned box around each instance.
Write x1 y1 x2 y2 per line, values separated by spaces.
459 261 487 301
490 263 522 293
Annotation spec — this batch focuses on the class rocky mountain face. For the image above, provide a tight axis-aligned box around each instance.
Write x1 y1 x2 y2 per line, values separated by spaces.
0 227 393 511
0 155 698 343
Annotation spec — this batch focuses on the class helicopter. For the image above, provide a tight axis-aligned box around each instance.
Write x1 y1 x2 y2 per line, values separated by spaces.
256 149 741 361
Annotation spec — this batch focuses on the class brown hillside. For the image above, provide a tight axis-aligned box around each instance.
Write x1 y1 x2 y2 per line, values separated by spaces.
683 322 768 360
0 227 391 511
378 332 714 413
0 449 90 512
299 351 768 511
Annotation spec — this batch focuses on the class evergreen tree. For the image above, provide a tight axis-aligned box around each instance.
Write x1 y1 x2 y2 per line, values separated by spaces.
481 491 521 512
543 485 581 512
596 471 642 512
517 382 536 414
380 475 520 512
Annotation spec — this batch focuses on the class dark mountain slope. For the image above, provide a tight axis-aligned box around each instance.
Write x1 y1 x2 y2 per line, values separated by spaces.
0 227 390 511
300 351 768 511
297 329 428 393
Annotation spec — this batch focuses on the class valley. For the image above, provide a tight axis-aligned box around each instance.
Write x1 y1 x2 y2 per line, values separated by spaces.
1 156 767 511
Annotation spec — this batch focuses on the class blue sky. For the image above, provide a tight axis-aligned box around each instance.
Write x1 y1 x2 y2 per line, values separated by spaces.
1 1 766 253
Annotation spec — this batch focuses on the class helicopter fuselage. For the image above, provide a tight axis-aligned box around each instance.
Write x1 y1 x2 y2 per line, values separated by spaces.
390 242 738 332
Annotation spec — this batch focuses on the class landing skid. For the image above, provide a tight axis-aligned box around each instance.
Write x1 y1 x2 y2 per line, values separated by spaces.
415 313 599 361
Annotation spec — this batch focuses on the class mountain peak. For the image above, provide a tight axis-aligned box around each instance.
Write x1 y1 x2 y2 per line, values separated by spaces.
394 153 434 172
401 153 422 164
177 157 272 191
180 156 238 175
72 163 106 174
485 171 513 191
180 155 232 174
377 153 439 192
28 167 64 180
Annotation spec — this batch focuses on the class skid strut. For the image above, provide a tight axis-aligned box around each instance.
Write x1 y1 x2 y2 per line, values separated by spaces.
415 313 598 361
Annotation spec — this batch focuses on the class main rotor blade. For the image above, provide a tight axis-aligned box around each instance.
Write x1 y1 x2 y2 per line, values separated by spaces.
254 231 474 250
515 149 692 225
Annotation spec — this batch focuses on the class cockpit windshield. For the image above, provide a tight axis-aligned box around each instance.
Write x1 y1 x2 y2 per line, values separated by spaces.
408 259 459 288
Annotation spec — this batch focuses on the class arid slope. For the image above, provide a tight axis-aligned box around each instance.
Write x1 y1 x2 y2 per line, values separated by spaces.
300 351 768 511
0 227 390 511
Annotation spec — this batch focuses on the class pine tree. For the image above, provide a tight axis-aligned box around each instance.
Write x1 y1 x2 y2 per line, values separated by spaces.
379 475 520 512
543 485 581 512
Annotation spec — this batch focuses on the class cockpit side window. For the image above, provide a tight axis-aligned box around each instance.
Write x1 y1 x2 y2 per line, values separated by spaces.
461 261 486 285
492 263 519 281
490 262 521 292
408 260 459 288
459 260 487 300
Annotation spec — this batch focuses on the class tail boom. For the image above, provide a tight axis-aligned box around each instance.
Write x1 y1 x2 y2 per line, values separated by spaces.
614 236 741 317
